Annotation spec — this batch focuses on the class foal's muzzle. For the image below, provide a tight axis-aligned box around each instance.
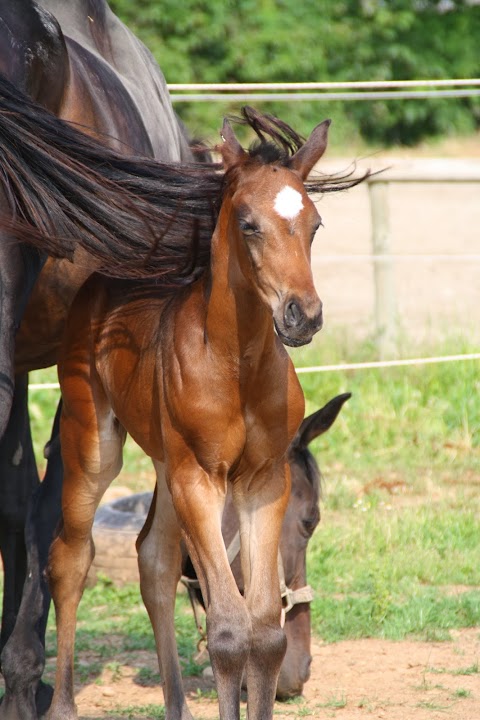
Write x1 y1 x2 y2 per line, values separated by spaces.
274 296 323 347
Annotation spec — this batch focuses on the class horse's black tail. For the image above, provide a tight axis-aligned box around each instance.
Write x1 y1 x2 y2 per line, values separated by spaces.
0 74 220 282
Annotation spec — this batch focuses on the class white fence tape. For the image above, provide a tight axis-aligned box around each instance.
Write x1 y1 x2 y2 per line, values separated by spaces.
312 254 480 264
168 79 480 103
167 80 480 91
28 353 480 390
295 353 480 374
29 382 61 390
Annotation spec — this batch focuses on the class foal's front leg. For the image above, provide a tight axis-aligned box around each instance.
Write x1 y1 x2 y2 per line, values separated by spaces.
169 462 252 720
235 462 291 719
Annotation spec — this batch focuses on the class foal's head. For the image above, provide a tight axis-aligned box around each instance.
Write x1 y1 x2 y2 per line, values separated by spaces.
217 110 330 347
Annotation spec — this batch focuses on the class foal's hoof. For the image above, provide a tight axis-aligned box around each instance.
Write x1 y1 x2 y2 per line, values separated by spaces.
36 681 54 717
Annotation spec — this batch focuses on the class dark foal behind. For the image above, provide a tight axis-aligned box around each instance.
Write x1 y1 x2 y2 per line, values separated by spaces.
49 110 345 720
182 392 351 699
277 393 350 697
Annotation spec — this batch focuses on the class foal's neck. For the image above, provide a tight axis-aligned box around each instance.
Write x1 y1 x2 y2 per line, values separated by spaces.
205 205 276 364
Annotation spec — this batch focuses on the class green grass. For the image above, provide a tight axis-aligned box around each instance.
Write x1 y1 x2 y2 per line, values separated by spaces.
106 706 165 718
295 332 479 487
45 577 206 676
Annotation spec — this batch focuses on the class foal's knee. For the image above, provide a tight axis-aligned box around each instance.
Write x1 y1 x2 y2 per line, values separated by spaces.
207 604 252 676
251 617 287 669
47 532 94 595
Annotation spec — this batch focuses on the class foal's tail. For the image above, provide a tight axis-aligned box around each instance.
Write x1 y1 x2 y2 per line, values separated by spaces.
0 74 220 283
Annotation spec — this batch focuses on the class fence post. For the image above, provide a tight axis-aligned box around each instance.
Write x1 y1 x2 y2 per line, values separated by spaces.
368 180 397 358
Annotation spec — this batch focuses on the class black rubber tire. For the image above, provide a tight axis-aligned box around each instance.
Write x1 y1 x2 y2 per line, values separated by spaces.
88 492 153 586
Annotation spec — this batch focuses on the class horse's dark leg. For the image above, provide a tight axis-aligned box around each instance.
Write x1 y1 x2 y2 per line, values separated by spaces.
0 374 40 719
0 384 63 720
0 246 23 438
0 241 45 437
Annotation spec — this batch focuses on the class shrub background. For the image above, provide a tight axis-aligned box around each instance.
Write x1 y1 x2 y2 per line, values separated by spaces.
110 0 480 146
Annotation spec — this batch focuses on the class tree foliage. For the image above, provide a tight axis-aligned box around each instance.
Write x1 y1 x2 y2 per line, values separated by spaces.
109 0 480 146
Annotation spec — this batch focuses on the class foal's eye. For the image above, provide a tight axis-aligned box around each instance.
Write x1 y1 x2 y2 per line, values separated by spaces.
239 219 259 236
310 220 323 244
302 514 319 537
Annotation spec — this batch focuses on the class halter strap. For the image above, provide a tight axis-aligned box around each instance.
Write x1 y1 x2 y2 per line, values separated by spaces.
181 530 314 635
277 543 314 627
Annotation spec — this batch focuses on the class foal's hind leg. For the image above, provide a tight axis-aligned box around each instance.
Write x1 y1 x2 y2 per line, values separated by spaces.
47 376 125 720
137 461 193 720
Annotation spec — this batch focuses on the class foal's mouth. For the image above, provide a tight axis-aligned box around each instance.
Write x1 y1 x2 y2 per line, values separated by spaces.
274 321 314 348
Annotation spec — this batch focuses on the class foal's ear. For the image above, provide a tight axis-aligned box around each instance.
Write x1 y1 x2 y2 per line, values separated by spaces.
289 119 331 179
216 118 247 170
294 392 351 450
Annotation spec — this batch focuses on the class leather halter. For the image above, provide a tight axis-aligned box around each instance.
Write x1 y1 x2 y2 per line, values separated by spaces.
181 530 314 639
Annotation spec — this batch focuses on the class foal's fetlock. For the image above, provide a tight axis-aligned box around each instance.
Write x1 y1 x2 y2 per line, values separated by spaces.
48 696 79 720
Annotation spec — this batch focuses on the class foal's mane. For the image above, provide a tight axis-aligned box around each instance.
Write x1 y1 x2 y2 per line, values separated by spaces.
230 107 366 195
0 78 366 286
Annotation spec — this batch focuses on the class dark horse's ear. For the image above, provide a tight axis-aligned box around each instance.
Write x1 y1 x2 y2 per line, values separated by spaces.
288 119 331 179
217 118 247 170
293 392 351 450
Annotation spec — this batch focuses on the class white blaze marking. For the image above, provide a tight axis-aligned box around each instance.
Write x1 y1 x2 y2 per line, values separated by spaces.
273 186 304 220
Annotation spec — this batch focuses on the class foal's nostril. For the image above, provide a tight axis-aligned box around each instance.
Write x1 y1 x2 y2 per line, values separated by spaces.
285 300 302 328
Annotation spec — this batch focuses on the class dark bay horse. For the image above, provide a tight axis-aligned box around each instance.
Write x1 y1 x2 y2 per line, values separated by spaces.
180 392 351 699
0 0 207 434
0 2 220 717
50 110 336 720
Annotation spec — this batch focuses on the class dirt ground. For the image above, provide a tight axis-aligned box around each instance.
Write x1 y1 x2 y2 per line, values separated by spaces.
73 627 480 719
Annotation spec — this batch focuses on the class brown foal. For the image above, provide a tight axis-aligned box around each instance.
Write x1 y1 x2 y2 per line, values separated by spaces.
48 114 330 720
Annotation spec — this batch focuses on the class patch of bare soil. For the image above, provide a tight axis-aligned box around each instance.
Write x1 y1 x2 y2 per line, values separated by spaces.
74 628 479 719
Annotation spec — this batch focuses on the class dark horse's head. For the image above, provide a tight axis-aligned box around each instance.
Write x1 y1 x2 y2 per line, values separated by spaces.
277 392 351 699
